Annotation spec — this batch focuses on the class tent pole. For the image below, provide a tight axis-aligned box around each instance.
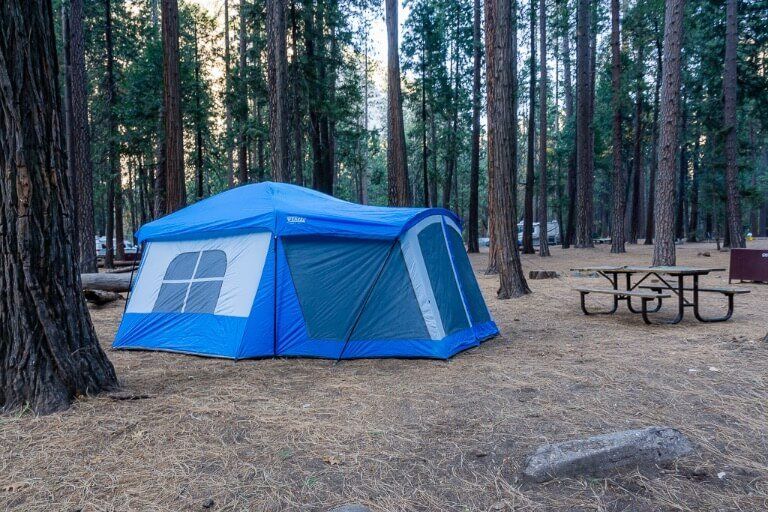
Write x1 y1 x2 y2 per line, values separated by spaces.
336 238 399 362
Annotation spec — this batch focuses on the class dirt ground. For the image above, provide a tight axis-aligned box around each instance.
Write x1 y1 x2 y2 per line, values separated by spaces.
2 241 767 511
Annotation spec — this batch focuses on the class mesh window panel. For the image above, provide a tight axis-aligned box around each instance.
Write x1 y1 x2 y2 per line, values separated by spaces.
282 237 391 340
164 252 199 280
195 250 227 278
445 228 491 324
185 281 224 313
351 244 430 340
417 223 469 335
153 283 188 312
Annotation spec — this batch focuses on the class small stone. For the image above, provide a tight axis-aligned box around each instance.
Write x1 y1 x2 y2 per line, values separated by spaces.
697 252 711 257
202 498 214 509
717 471 727 479
329 505 371 512
522 426 694 483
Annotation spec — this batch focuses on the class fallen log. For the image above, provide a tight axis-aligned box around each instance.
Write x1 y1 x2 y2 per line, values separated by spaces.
83 289 124 306
80 273 136 292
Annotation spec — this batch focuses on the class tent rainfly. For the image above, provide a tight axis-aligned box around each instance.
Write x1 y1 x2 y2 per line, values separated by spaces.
113 182 498 359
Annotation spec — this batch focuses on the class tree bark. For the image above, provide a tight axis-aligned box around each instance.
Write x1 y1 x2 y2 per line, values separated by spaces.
723 0 744 248
267 0 289 182
652 0 686 266
675 100 688 240
386 0 409 206
104 0 120 267
645 26 662 244
522 0 537 255
468 0 482 253
485 0 530 297
237 0 248 185
562 31 576 249
538 0 550 257
0 0 118 414
69 0 97 273
194 21 204 199
609 0 625 253
575 0 593 248
225 0 234 188
627 56 643 245
162 0 186 213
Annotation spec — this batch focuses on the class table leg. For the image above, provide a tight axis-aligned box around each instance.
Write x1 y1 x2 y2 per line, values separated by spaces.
692 274 735 322
644 275 684 325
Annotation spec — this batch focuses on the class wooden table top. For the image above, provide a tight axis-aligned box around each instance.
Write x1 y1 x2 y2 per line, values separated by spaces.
571 265 726 275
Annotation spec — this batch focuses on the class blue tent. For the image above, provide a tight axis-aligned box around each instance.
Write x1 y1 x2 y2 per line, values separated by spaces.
114 182 498 359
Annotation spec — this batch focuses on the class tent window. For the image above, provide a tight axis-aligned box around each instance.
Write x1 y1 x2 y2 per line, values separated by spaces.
153 250 227 313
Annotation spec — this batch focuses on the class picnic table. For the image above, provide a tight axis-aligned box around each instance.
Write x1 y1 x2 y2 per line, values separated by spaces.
570 265 750 324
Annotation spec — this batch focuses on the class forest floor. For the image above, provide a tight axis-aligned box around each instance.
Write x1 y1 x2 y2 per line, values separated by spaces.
2 241 767 511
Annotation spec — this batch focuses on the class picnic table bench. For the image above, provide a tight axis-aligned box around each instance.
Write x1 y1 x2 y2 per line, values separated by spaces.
570 265 750 324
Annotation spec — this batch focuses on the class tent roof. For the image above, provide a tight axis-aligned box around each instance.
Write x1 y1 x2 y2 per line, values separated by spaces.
136 182 460 243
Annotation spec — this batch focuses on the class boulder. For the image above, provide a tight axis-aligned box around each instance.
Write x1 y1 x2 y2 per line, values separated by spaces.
522 426 694 483
328 505 371 512
529 270 560 280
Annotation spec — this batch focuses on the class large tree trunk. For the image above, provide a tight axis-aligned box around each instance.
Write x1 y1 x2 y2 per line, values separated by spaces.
575 0 593 248
522 0 536 255
386 0 409 206
267 0 289 182
69 0 97 273
485 0 530 297
162 0 186 213
538 0 550 257
609 0 625 253
562 31 576 249
723 0 745 248
468 0 482 253
652 0 686 266
0 0 118 414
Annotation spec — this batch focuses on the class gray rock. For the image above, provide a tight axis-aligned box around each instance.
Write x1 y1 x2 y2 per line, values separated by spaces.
329 505 371 512
522 426 694 483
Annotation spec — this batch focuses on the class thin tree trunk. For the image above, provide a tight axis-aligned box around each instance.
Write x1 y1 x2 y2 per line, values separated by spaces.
468 0 482 253
237 0 248 185
522 0 536 255
575 0 593 248
652 0 686 266
267 0 289 181
162 0 186 213
194 22 204 200
69 0 98 272
645 19 662 245
485 0 530 297
609 0 625 253
386 0 409 206
0 0 118 414
688 120 700 241
723 0 744 248
676 99 688 240
421 34 429 207
62 4 77 246
627 60 643 245
562 31 576 249
289 0 303 186
104 0 118 268
225 0 234 187
538 0 550 257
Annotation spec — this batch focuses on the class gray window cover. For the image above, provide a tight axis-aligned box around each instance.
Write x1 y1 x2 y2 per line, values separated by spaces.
417 223 470 335
282 237 391 340
351 244 430 340
153 250 227 313
445 228 491 324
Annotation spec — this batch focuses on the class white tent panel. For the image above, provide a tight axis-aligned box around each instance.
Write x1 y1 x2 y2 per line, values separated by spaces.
126 232 271 318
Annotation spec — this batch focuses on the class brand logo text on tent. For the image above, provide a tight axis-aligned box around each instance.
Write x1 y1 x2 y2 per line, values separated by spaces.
287 216 306 223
